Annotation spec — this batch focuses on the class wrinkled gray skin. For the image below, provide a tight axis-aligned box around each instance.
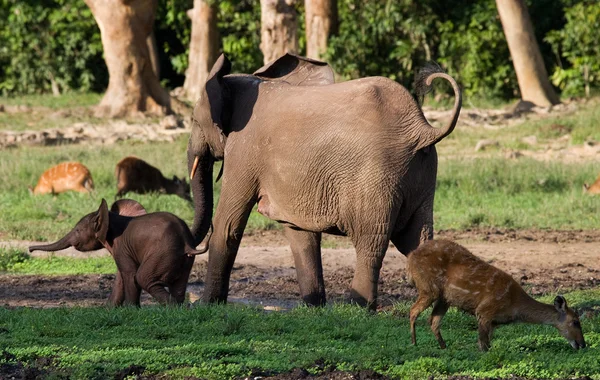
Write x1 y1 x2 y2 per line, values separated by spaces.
188 53 462 309
29 199 205 306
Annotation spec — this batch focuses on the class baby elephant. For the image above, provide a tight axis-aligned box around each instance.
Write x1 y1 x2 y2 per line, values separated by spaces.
407 239 586 351
115 156 191 201
29 199 208 306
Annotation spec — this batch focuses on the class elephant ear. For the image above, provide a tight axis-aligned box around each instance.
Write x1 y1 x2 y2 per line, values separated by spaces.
110 199 147 217
93 198 110 244
253 53 334 86
194 54 232 131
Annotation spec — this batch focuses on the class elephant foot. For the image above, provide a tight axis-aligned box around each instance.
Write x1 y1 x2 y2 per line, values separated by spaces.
348 289 377 310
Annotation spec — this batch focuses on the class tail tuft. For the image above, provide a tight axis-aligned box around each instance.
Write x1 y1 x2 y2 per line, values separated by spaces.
414 62 445 105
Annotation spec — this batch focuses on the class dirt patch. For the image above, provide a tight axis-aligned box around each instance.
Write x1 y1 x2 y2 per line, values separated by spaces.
2 234 599 311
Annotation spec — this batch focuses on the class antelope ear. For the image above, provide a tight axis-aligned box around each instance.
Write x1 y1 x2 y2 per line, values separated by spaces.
93 198 110 244
253 53 335 86
554 295 567 313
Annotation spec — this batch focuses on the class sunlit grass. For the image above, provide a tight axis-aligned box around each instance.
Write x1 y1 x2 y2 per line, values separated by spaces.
0 289 598 379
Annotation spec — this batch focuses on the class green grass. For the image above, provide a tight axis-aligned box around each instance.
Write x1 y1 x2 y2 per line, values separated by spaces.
0 247 116 275
0 92 102 109
434 158 600 229
2 96 600 242
0 136 278 242
0 289 598 379
1 136 598 242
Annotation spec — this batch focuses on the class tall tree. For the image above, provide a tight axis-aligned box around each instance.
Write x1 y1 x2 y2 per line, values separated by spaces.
84 0 186 117
305 0 337 60
183 0 220 102
260 0 298 64
496 0 560 107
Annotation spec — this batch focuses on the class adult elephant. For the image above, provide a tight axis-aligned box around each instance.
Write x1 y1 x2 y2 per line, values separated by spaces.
188 53 461 309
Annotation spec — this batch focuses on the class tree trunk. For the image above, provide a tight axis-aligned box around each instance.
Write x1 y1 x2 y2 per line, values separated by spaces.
260 0 298 64
146 31 160 78
496 0 560 107
183 0 220 102
305 0 337 60
84 0 187 118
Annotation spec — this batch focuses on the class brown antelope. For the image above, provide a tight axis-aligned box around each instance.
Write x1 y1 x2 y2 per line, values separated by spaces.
31 162 94 195
115 156 191 201
583 174 600 194
407 239 586 351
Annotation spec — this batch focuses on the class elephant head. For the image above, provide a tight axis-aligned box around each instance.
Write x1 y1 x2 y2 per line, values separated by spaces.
29 199 144 253
187 53 335 244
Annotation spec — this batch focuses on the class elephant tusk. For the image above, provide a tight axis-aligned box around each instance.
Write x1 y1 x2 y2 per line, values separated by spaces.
190 156 200 180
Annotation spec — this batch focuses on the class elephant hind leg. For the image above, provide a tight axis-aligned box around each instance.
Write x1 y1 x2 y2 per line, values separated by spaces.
391 201 433 256
350 226 391 310
168 261 195 304
284 227 325 306
136 273 174 305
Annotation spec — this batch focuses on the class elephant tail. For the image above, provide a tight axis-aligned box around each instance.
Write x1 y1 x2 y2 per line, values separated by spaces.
185 223 213 256
414 63 462 149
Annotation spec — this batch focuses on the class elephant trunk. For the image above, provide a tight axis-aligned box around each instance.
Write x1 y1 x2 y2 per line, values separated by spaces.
188 148 215 246
29 232 73 253
415 66 463 150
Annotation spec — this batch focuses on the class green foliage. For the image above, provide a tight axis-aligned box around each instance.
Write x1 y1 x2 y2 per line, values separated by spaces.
0 0 105 95
0 247 30 271
436 1 516 99
0 290 598 378
1 0 599 101
546 3 600 96
327 0 438 86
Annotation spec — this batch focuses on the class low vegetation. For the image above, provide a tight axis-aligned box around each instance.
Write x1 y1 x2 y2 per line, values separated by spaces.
0 289 598 379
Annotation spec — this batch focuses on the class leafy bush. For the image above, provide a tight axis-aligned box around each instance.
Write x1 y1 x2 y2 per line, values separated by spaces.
545 2 600 97
327 0 438 87
0 0 598 101
0 247 30 271
0 0 105 95
435 1 516 99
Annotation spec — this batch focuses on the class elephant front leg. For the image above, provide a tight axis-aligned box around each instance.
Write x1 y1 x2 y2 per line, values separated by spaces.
284 227 326 306
106 271 125 307
202 187 255 304
350 229 390 310
121 272 142 307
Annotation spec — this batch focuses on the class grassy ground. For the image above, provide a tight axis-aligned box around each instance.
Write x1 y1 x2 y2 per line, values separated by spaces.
0 289 598 379
0 136 598 242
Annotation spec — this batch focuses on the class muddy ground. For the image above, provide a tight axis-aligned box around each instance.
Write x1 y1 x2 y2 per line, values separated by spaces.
2 228 599 311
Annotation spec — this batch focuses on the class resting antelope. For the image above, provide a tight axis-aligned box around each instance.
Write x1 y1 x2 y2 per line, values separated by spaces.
583 174 600 194
31 162 94 195
115 156 191 201
407 239 586 351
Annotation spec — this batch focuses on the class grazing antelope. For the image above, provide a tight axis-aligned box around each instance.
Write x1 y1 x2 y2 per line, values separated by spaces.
583 174 600 194
407 239 586 351
115 156 191 201
31 162 94 195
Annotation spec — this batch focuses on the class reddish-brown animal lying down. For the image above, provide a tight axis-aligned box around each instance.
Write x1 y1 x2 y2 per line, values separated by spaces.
115 156 190 201
31 162 94 195
407 239 586 351
583 174 600 194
